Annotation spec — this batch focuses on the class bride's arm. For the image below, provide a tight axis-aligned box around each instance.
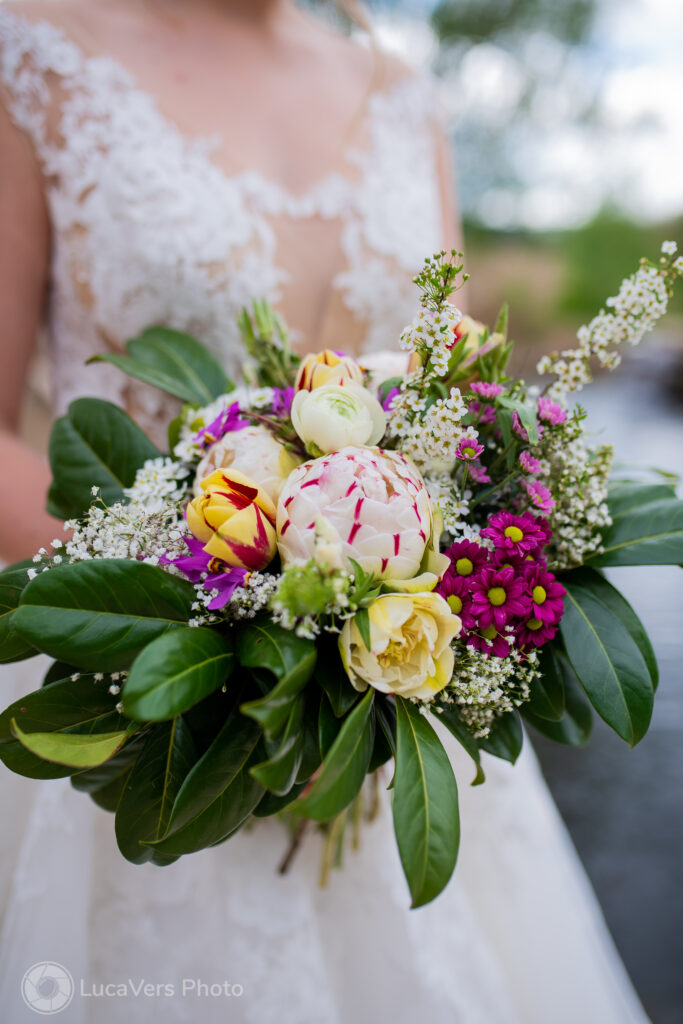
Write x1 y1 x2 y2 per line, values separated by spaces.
0 97 62 563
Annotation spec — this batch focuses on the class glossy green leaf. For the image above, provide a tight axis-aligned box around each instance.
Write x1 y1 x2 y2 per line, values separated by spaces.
252 783 306 818
0 675 127 779
13 559 195 671
250 698 305 795
89 327 232 405
497 395 538 443
238 622 317 736
316 641 359 717
145 713 264 855
606 480 677 517
560 570 654 745
523 653 593 746
393 697 460 908
436 706 485 785
115 719 197 864
479 711 524 763
587 498 683 566
0 559 36 664
294 688 375 822
12 719 133 768
71 735 147 805
48 398 159 519
527 644 567 722
318 693 342 758
123 627 233 721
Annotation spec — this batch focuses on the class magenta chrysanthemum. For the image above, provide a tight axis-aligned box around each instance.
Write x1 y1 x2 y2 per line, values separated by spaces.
455 437 485 461
466 628 512 658
481 510 552 557
468 401 497 425
523 479 556 514
519 450 542 474
469 565 531 631
516 616 559 647
443 539 489 579
436 572 477 631
523 564 566 624
537 396 567 425
470 381 504 399
468 461 491 484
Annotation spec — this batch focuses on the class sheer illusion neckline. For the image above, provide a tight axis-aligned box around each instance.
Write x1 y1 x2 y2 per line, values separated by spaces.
0 5 409 208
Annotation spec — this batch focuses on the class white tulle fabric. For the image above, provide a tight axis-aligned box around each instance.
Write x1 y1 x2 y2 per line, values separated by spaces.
0 8 648 1023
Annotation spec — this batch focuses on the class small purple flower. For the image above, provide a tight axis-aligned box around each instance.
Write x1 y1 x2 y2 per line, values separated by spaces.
272 387 295 419
512 411 544 445
524 564 566 624
519 450 542 474
468 400 497 425
205 567 249 610
471 381 504 399
455 437 485 461
195 401 249 449
436 573 477 631
468 461 491 484
469 565 532 631
482 510 552 557
443 539 490 579
537 396 567 425
523 479 555 514
466 628 512 659
516 616 559 647
381 386 401 412
163 534 248 609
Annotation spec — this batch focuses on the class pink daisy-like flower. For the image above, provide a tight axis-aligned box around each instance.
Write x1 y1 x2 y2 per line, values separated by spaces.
443 539 489 579
512 411 544 445
519 450 542 474
481 511 552 557
455 437 485 461
468 461 491 484
471 381 504 399
523 564 566 624
466 628 511 658
516 617 559 647
537 396 567 425
469 565 531 631
468 401 497 425
194 401 249 449
436 573 477 631
523 479 556 514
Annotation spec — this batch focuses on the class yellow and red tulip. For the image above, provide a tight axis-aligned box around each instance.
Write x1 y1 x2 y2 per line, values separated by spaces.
186 469 277 571
295 350 363 392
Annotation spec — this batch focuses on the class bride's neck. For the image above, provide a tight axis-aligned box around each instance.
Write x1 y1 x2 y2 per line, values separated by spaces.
148 0 292 22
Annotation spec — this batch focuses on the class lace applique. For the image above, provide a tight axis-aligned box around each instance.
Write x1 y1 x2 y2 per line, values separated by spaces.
0 8 444 442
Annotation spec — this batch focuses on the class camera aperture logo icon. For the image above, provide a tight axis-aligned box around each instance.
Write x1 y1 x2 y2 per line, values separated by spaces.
21 962 74 1015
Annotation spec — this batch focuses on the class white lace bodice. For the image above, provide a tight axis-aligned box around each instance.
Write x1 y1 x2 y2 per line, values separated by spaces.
0 6 445 438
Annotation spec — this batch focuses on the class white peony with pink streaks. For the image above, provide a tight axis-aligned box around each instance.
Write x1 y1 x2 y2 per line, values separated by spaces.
276 446 432 580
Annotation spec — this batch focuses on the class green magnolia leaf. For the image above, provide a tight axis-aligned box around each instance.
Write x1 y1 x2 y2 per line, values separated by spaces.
316 641 359 717
48 398 160 519
296 691 323 784
89 327 233 405
523 653 593 746
479 711 524 763
353 607 372 652
71 735 147 808
318 693 342 758
115 719 197 864
527 644 567 722
560 569 654 745
435 706 485 785
145 713 264 855
0 559 36 664
123 627 234 721
497 395 538 443
294 688 375 822
587 498 683 566
606 480 677 517
249 698 305 796
12 719 134 768
238 622 317 736
0 675 127 779
13 559 195 671
393 697 460 909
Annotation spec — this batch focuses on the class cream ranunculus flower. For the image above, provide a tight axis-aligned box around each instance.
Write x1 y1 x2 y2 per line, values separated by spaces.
296 350 363 391
193 425 302 504
290 381 386 457
339 592 461 701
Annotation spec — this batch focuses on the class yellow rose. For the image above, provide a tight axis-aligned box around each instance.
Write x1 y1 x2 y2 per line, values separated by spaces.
186 468 276 570
339 592 461 701
295 350 363 391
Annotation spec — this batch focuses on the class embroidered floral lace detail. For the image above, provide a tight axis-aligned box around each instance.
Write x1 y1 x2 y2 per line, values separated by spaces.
0 7 443 443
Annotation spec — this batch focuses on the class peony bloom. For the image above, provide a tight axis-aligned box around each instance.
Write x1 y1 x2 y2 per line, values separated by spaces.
193 425 302 504
186 469 277 570
276 446 432 580
290 382 386 457
339 592 461 700
296 349 363 391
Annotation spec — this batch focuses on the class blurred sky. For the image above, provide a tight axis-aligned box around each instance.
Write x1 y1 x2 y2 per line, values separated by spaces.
368 0 683 230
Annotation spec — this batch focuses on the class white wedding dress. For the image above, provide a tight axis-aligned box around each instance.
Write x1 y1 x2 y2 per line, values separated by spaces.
0 9 649 1023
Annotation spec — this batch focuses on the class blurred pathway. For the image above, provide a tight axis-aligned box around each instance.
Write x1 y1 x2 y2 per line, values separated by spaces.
533 335 683 1024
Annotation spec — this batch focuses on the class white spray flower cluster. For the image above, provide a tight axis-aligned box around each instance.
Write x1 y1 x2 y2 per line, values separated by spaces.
538 243 681 400
439 647 541 738
398 304 463 379
424 472 480 541
388 386 475 473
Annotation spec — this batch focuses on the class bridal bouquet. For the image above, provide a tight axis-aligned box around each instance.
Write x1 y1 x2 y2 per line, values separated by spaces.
1 244 681 906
